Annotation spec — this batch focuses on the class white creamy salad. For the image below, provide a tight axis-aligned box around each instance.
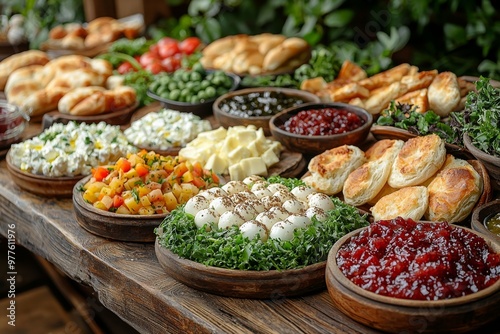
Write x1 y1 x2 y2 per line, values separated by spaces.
9 121 137 177
124 109 211 150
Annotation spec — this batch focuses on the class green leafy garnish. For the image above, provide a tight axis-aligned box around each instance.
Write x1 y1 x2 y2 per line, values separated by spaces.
451 76 500 156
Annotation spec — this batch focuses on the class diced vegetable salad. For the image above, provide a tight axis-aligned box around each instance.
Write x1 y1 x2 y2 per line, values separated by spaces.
81 150 220 215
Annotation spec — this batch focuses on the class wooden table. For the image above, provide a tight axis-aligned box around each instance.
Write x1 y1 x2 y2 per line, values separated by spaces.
1 123 499 334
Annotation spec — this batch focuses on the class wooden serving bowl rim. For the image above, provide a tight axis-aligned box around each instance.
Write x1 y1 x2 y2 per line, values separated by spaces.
327 222 500 307
471 198 500 242
212 87 321 122
6 151 84 197
73 175 168 222
269 102 373 140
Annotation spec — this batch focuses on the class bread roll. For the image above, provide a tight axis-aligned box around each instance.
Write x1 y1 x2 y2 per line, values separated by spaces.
22 87 69 116
394 88 429 114
253 33 286 55
343 139 404 206
5 65 44 96
46 68 108 91
371 186 429 222
328 82 370 102
69 86 136 116
337 60 367 81
427 72 461 117
400 70 437 92
358 63 411 90
262 37 309 71
364 81 406 115
58 86 106 114
303 145 365 195
0 50 49 90
425 158 482 223
388 134 446 188
366 182 397 206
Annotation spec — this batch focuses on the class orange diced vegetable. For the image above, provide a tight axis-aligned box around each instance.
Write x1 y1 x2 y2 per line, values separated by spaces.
93 166 110 181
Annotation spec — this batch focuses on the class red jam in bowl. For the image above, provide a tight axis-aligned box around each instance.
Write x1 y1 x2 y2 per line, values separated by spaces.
280 107 365 136
336 217 500 300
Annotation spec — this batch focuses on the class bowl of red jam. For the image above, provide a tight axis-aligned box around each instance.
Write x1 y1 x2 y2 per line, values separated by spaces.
213 87 320 136
0 100 29 149
269 102 372 156
326 217 500 333
472 199 500 242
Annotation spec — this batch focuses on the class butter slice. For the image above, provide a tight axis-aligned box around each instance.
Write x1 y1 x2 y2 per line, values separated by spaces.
240 157 268 177
205 153 228 175
229 163 245 181
261 148 279 167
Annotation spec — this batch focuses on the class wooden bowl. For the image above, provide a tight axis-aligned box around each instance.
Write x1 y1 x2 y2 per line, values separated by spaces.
471 199 500 242
326 223 500 333
72 176 165 242
6 152 84 197
155 238 326 299
212 87 320 136
463 133 500 191
269 102 373 156
147 72 241 117
41 102 138 130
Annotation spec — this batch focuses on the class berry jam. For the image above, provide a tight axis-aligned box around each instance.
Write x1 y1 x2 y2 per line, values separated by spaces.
336 217 500 301
281 107 365 136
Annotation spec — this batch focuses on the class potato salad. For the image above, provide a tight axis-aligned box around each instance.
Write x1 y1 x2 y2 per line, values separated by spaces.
9 121 137 177
124 109 211 150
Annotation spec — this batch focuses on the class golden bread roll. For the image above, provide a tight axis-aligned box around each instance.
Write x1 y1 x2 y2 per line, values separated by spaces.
253 33 286 55
86 17 117 32
394 88 429 113
69 86 136 116
0 50 49 90
232 50 264 74
348 97 365 108
343 139 404 206
358 63 411 90
366 182 398 206
49 25 67 39
300 77 327 94
427 71 461 117
46 68 108 91
337 60 367 81
58 86 106 114
328 82 370 102
60 34 85 49
22 87 69 116
425 157 482 223
364 81 406 115
89 59 113 77
303 145 365 195
40 55 93 85
400 70 437 92
84 28 122 49
5 65 44 96
6 81 42 107
388 134 446 188
371 186 429 222
262 37 309 71
202 35 246 60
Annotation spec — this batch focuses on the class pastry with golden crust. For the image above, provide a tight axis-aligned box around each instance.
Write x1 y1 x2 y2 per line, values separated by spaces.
371 186 429 222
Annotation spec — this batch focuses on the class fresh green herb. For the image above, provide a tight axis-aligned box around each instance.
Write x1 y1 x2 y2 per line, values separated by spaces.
377 101 457 144
108 37 153 57
84 137 92 145
97 52 143 70
451 76 500 155
132 188 140 203
155 197 369 271
122 70 154 107
266 175 305 189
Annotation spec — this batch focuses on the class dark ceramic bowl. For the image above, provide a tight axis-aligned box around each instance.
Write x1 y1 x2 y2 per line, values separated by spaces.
463 133 500 191
269 102 373 156
471 199 500 242
147 72 240 117
213 87 320 136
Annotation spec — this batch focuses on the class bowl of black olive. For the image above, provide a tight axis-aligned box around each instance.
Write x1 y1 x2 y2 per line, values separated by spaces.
213 87 320 135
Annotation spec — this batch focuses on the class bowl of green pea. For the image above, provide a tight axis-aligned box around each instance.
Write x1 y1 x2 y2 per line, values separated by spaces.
147 64 241 116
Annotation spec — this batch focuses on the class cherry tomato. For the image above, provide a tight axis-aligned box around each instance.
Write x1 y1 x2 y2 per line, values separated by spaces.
139 52 159 67
158 42 180 59
157 37 178 46
117 62 135 74
161 57 181 72
145 61 163 74
149 44 160 57
179 37 202 55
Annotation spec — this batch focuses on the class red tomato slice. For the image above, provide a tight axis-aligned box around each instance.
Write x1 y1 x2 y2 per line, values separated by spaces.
93 166 110 182
179 37 202 55
157 37 178 46
145 61 163 74
117 62 135 75
139 52 159 67
161 57 181 72
158 42 181 59
113 195 124 208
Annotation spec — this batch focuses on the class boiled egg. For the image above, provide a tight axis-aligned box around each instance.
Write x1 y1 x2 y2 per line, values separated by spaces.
282 199 306 214
305 207 328 222
209 196 235 215
272 189 296 203
184 195 210 216
234 203 259 221
239 220 268 242
260 195 282 210
291 185 315 202
255 211 282 231
285 215 311 229
194 208 220 231
268 206 290 221
222 180 248 194
267 183 289 194
218 211 245 229
243 175 265 186
269 221 296 241
308 193 335 212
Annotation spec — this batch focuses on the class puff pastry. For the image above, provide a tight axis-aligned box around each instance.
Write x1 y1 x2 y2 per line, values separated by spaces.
371 186 429 222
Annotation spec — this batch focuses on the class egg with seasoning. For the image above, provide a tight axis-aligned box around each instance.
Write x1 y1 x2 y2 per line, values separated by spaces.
209 196 235 215
194 208 220 230
234 203 259 220
305 207 328 222
239 220 268 242
269 221 296 241
251 180 269 192
291 185 315 202
247 199 266 214
252 187 273 199
243 175 265 185
184 195 210 216
222 180 248 194
272 189 296 203
283 199 306 214
255 211 281 230
308 193 335 212
267 183 289 194
285 215 311 229
218 211 245 229
260 195 283 209
204 187 228 198
268 206 290 221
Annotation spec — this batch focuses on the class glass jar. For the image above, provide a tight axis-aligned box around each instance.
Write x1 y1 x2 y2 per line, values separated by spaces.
0 100 29 148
